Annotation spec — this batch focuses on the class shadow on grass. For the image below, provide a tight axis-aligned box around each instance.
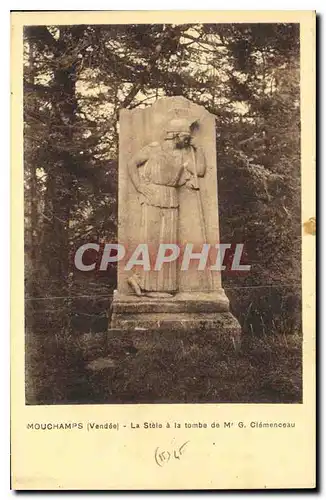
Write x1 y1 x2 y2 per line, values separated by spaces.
25 327 302 405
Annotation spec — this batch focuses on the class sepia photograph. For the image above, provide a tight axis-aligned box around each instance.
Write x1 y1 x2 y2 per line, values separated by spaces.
23 21 303 406
10 9 316 490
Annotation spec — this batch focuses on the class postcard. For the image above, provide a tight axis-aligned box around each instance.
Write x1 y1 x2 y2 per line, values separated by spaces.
11 10 316 490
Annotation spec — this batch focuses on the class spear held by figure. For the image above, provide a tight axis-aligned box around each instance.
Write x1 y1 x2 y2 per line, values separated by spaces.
188 121 214 290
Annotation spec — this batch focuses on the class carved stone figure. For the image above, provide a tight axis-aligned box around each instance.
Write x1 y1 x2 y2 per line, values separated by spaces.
127 118 206 297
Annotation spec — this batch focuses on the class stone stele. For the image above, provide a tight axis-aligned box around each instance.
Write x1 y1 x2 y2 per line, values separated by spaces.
110 96 241 340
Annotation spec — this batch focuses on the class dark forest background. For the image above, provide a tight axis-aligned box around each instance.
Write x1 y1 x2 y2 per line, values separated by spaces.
24 23 302 404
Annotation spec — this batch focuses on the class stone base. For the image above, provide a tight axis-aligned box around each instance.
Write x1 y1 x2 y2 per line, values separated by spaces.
110 290 241 345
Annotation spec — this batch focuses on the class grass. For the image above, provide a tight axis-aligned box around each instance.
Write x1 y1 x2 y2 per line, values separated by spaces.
25 327 302 405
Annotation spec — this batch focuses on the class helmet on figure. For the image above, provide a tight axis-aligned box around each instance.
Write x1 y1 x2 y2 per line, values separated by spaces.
165 118 191 142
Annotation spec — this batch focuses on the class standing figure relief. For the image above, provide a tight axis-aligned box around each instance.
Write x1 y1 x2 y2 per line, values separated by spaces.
127 118 207 297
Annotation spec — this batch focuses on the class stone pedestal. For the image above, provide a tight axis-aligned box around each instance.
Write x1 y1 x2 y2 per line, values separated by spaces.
110 96 241 342
111 290 228 327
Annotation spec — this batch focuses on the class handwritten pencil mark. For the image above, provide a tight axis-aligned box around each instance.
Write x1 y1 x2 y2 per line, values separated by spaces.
154 441 190 467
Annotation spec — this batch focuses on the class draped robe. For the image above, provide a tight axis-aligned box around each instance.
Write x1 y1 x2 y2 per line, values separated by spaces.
137 143 192 292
